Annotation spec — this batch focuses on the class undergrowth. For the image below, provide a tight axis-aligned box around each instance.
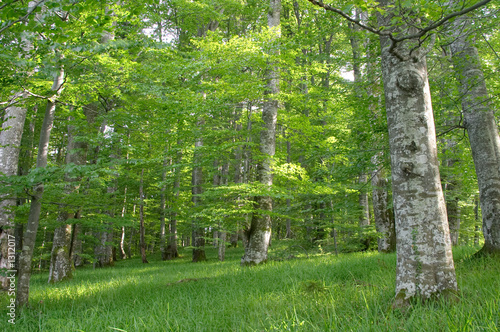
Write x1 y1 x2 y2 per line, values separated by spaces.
0 244 499 331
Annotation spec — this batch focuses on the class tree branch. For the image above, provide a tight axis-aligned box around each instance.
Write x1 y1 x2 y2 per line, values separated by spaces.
0 0 21 11
306 0 493 61
0 0 46 35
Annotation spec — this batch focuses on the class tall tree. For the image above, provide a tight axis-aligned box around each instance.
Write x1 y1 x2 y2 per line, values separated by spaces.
48 119 87 283
17 64 64 308
0 98 27 289
241 0 281 266
449 6 500 257
139 168 148 263
192 120 206 262
304 0 494 305
377 0 457 306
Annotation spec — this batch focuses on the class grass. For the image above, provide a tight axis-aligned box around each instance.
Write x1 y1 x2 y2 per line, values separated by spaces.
1 243 499 331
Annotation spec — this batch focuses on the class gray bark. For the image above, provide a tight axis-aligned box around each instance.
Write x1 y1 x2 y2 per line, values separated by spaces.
139 169 148 263
48 119 87 283
241 0 280 266
449 13 500 256
0 103 27 289
378 2 457 305
285 139 292 238
160 156 168 260
17 65 64 308
165 142 181 260
358 173 370 227
48 222 72 283
71 223 83 267
371 154 396 253
93 125 115 268
192 124 206 262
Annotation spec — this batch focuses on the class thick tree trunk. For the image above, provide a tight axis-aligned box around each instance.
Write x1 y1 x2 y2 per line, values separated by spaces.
0 103 27 289
449 14 500 256
48 120 87 283
94 227 114 267
17 66 64 308
378 2 457 306
48 222 72 283
241 0 280 266
71 223 83 267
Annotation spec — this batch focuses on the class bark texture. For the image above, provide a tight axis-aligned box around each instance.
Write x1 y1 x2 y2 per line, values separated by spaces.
241 0 280 266
17 66 64 307
449 13 500 256
378 2 457 305
0 104 27 289
48 222 72 283
139 169 148 264
48 121 87 283
371 154 396 253
192 129 206 262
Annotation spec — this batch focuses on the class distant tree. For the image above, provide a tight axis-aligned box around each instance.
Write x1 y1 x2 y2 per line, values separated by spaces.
449 3 500 257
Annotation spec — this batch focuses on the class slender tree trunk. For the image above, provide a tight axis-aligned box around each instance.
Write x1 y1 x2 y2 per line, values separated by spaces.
378 1 457 306
160 156 168 260
241 0 280 266
285 140 292 239
139 169 148 264
93 121 116 268
349 11 371 229
0 102 27 289
165 142 181 260
358 173 370 227
192 123 206 262
449 12 500 256
17 66 64 308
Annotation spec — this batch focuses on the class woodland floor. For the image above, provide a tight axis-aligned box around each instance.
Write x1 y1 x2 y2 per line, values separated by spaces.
1 242 499 331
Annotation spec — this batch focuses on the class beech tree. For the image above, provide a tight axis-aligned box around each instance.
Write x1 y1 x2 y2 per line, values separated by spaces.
449 4 500 256
306 0 494 305
0 100 27 289
241 0 281 266
2 0 498 308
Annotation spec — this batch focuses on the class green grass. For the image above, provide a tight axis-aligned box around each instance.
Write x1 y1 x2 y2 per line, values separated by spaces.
1 243 499 331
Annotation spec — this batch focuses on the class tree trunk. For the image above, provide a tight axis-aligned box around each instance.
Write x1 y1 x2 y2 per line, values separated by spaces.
358 173 370 227
378 1 457 306
241 0 280 266
449 13 500 256
48 222 73 283
48 119 87 283
139 168 148 264
371 153 396 253
160 156 168 260
71 223 83 267
0 103 27 289
165 143 181 260
285 139 292 239
17 66 64 308
192 124 206 262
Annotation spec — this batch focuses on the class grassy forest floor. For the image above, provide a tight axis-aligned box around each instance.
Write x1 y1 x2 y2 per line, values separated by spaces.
1 242 499 331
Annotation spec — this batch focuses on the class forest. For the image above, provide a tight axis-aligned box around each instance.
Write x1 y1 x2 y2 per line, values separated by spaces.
1 0 500 330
